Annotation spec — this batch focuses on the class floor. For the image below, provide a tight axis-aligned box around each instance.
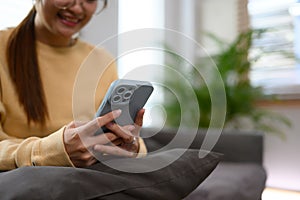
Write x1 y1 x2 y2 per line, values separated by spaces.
262 188 300 200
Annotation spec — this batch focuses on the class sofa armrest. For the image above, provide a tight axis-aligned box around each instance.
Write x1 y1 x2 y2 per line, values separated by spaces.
141 128 264 164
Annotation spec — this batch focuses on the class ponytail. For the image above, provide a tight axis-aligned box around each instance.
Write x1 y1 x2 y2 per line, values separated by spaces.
6 7 49 125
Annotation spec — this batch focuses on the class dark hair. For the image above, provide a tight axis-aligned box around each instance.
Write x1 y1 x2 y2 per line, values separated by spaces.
6 7 49 125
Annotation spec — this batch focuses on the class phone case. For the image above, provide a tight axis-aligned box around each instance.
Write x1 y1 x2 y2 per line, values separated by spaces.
94 79 153 134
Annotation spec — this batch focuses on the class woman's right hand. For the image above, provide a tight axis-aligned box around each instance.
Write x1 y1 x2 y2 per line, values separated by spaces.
63 110 135 167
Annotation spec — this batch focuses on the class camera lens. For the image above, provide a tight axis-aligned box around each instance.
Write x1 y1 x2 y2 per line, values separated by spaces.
123 91 132 100
112 95 121 103
117 87 126 94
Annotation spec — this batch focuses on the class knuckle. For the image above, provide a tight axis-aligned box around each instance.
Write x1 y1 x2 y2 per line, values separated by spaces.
104 133 115 141
77 144 87 153
73 132 80 139
96 118 102 128
67 121 77 128
82 154 92 162
124 135 134 143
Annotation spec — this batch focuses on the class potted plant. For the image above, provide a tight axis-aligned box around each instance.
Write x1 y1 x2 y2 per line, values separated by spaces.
163 29 291 138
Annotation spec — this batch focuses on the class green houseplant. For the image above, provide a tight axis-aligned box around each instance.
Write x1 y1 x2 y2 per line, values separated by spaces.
163 29 291 138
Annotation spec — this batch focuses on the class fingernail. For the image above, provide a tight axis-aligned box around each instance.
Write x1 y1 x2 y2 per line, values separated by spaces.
128 125 135 131
112 109 122 117
129 152 135 157
125 135 134 144
93 145 100 151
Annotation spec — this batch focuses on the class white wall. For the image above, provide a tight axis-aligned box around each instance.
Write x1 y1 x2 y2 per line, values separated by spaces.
195 0 239 54
262 104 300 191
0 0 32 30
163 0 199 69
80 0 119 56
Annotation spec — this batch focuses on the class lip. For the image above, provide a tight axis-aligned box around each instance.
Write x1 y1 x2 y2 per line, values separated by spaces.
57 12 81 27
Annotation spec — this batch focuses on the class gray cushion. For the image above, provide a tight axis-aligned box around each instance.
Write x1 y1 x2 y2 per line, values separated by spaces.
0 149 220 200
184 162 266 200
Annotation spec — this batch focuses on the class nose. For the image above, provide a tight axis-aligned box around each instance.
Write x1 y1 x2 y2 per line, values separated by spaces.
69 0 85 14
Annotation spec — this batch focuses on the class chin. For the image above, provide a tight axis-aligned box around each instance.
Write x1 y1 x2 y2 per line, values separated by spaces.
57 29 78 39
56 22 83 39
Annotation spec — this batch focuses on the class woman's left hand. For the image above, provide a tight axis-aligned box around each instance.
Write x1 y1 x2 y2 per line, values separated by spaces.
94 109 145 157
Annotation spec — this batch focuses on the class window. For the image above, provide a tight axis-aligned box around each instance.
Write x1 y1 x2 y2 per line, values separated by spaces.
0 0 32 29
248 0 300 98
118 0 165 128
118 0 164 77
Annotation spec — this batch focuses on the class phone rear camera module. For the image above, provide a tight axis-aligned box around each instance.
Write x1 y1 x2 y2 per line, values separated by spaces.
112 95 122 103
123 91 132 100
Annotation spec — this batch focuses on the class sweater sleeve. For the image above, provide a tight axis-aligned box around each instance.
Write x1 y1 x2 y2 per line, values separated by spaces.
0 102 74 170
0 128 74 171
137 137 147 158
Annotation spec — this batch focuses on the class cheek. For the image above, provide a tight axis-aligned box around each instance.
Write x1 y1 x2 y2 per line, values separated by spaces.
82 13 94 26
85 4 97 19
35 5 55 29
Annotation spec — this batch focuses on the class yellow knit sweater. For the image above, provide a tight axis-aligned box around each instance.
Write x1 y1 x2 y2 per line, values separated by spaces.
0 28 146 170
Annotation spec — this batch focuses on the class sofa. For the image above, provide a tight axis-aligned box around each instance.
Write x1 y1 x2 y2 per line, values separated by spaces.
141 127 267 200
0 128 265 200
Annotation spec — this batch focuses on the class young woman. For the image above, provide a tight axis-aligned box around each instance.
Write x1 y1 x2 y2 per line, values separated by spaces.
0 0 147 170
0 2 219 199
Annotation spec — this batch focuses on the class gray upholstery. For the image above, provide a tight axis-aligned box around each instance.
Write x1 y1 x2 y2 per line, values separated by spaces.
184 162 266 200
141 128 267 200
0 149 220 200
141 128 264 164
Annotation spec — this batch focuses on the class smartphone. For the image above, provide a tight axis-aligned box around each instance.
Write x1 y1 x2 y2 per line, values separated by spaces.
94 79 154 134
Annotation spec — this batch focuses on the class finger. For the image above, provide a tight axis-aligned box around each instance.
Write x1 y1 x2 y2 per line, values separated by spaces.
111 138 123 146
76 110 122 137
106 123 135 143
133 109 145 136
122 124 137 132
73 121 88 127
97 109 122 127
134 109 145 127
94 144 135 158
67 121 88 131
120 136 139 153
69 151 97 167
84 133 119 148
87 157 98 166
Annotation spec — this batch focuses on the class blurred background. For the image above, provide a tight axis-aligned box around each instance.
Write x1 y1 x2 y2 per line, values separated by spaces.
1 0 300 198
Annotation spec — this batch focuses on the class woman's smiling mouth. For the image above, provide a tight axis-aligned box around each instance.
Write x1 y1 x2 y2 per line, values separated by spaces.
58 12 81 27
